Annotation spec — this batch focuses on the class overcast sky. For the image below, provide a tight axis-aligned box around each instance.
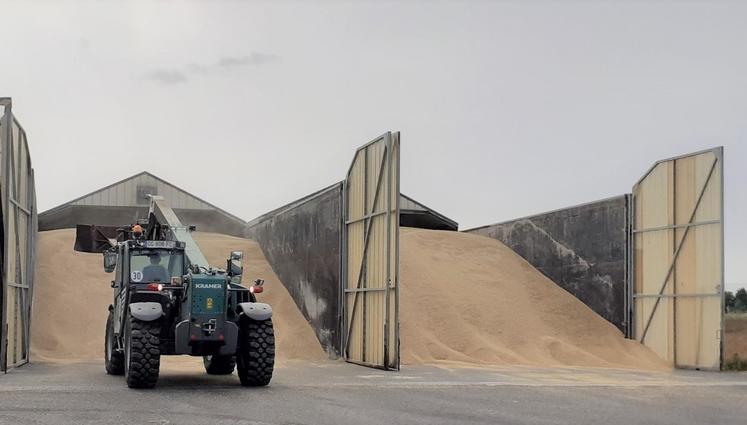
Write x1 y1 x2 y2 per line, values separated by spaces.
0 0 744 289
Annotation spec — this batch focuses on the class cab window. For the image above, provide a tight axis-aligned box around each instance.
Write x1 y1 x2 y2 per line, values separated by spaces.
130 249 184 283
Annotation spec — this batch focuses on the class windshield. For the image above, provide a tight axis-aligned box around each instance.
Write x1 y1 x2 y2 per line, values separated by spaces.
130 249 185 283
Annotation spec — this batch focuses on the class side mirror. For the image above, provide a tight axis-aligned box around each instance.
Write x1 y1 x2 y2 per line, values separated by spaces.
228 251 243 277
103 251 117 273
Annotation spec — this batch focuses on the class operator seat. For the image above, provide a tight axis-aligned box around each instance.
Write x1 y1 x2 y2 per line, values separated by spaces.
142 260 170 283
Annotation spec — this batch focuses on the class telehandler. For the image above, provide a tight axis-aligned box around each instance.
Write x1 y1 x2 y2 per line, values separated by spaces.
75 196 274 388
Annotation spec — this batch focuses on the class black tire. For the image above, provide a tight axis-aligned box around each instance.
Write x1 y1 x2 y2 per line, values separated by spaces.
203 355 236 375
104 310 124 375
124 316 161 389
236 318 275 387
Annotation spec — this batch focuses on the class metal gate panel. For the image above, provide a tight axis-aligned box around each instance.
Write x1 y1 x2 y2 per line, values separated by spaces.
632 147 723 370
1 98 37 372
342 132 400 369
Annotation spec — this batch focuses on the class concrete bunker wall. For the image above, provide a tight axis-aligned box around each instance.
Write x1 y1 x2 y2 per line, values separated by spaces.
245 184 343 357
466 195 630 333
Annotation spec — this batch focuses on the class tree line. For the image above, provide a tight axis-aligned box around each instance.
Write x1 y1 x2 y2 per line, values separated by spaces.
725 287 747 313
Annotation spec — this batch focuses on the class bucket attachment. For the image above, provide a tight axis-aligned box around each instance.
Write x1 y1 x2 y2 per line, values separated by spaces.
74 224 119 253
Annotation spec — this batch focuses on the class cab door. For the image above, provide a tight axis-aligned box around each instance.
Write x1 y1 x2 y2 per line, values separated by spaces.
114 245 128 335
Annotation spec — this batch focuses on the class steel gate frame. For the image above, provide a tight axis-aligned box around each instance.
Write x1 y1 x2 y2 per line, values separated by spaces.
0 98 37 372
631 147 724 370
341 132 400 370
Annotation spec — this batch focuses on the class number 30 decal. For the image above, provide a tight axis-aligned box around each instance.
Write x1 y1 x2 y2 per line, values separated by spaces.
131 271 143 282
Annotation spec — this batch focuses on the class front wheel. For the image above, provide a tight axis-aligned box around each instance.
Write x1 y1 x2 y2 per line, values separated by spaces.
104 310 124 375
236 318 275 386
124 316 161 389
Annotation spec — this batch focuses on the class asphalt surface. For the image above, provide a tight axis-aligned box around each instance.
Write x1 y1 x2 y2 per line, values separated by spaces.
1 360 746 425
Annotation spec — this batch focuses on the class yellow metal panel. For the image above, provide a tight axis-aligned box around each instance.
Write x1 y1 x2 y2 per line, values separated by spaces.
19 135 28 208
634 228 673 295
633 148 723 370
346 149 364 362
344 133 400 369
6 286 16 364
364 142 386 366
1 110 37 370
635 296 673 361
19 213 28 281
634 228 674 361
388 135 400 367
693 154 721 223
674 224 721 368
7 206 16 285
14 289 25 363
636 161 672 231
673 154 722 368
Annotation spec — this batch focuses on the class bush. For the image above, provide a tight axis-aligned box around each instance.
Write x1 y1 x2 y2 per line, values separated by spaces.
726 288 747 313
735 288 747 313
725 291 735 312
724 353 747 371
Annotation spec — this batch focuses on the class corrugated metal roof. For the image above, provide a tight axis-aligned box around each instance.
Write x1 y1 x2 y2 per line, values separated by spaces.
40 171 460 233
40 171 246 223
399 193 458 229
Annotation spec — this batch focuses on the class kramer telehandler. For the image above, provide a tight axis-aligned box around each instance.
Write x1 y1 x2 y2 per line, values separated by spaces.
74 195 274 388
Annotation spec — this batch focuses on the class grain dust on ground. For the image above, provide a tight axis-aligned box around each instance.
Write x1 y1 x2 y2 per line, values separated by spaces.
399 228 670 371
29 229 326 366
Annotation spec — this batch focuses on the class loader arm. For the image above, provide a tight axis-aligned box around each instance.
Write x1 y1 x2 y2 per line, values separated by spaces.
146 195 210 269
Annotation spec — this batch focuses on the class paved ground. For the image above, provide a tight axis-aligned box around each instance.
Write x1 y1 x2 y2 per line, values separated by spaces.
1 360 746 425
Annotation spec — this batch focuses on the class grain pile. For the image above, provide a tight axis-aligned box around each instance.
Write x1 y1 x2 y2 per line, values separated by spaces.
31 226 668 372
30 229 326 364
399 228 669 371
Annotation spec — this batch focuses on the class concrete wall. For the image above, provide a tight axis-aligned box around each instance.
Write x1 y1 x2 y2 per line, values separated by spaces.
466 195 630 333
246 183 343 358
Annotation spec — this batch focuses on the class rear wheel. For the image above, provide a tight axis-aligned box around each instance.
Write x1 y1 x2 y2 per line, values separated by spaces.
203 355 236 375
236 318 275 386
104 310 124 375
124 316 161 388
